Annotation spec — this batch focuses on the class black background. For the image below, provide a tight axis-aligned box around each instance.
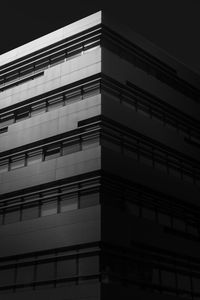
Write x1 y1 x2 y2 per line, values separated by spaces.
1 0 200 75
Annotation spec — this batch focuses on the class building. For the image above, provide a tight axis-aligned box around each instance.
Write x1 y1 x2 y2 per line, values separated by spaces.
0 10 200 300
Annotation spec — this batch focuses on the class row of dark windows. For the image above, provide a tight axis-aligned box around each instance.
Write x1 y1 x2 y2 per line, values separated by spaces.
1 72 200 154
102 175 200 242
0 77 100 132
2 240 200 299
102 75 200 147
0 117 199 188
1 165 200 245
0 176 100 225
0 124 100 173
0 25 101 92
102 25 200 102
101 118 200 186
1 22 199 102
0 243 100 292
102 242 200 299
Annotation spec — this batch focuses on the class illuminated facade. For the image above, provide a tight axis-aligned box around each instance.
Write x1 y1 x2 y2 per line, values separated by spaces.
1 11 200 300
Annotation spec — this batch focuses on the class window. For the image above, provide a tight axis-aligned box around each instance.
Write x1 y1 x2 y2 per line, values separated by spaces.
20 65 34 78
0 159 8 173
22 202 39 221
44 144 60 160
0 113 14 127
31 102 46 116
64 88 82 104
34 58 49 72
158 212 171 227
4 207 20 224
142 206 156 221
57 258 77 278
161 270 176 288
41 198 57 217
16 265 34 284
47 95 63 111
83 82 100 98
15 110 30 122
5 71 19 84
62 138 81 156
82 133 99 150
177 273 191 291
60 193 78 213
125 201 140 217
37 261 55 281
50 52 65 66
79 255 99 276
0 268 15 286
79 189 99 208
10 154 25 170
27 149 42 165
0 126 8 134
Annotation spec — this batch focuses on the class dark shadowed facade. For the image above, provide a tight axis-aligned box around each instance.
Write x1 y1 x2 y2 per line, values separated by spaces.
1 11 200 300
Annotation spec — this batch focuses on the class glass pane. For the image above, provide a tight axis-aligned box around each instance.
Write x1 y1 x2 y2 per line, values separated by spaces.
142 206 156 221
27 150 42 165
79 190 99 208
62 139 81 156
60 193 78 213
82 134 99 150
41 198 57 217
45 145 60 161
152 268 160 285
15 110 30 122
193 277 200 293
22 204 39 221
0 114 14 127
173 217 186 232
0 268 15 286
177 273 191 291
10 155 25 170
65 89 82 104
47 95 63 111
0 211 3 225
37 262 55 281
187 223 199 237
57 258 77 278
79 255 99 276
83 82 100 98
125 201 140 216
4 208 20 224
158 212 171 227
161 270 176 288
31 102 46 116
0 160 8 173
16 265 34 284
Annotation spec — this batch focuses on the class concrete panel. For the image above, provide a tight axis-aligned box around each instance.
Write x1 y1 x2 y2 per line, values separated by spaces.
0 147 101 195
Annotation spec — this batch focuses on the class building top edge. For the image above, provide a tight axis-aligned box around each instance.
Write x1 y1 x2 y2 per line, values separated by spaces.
0 11 102 67
0 10 199 87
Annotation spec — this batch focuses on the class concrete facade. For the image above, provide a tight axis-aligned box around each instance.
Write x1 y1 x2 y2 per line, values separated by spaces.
0 11 200 300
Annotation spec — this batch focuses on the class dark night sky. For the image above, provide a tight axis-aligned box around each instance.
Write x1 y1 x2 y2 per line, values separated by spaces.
1 0 200 75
